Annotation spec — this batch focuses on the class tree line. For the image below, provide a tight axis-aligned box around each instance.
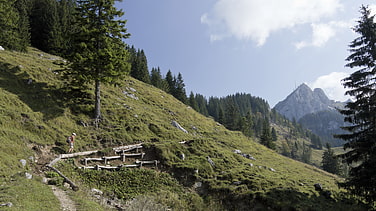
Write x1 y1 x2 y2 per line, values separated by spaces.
0 0 77 54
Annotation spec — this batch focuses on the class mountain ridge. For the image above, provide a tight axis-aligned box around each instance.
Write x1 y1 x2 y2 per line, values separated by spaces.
274 83 346 147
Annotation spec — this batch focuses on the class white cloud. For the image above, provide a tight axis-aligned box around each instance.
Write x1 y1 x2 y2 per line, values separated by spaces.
295 21 351 49
370 4 376 17
308 72 350 102
201 0 343 46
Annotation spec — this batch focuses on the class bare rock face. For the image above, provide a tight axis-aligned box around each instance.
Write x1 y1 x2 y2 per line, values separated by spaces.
274 83 333 121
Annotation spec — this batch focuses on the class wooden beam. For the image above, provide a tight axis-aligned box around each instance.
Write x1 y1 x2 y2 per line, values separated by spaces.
47 165 79 191
113 144 142 151
60 150 98 159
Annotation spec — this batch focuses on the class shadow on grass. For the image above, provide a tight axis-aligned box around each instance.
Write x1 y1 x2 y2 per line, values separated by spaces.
0 62 66 120
213 186 369 211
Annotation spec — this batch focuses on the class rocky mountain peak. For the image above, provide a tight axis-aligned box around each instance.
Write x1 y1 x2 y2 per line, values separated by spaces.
273 83 335 121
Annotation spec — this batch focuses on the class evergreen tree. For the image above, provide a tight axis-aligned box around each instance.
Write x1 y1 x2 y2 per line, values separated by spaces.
30 0 61 53
241 111 253 137
0 0 24 51
218 107 225 125
188 92 199 111
301 143 312 164
322 143 340 174
224 98 240 130
271 127 278 142
207 96 220 120
150 67 168 91
260 119 275 149
195 93 209 116
65 0 130 121
15 0 31 51
130 49 150 83
57 0 77 55
173 73 187 103
336 5 376 203
165 70 174 94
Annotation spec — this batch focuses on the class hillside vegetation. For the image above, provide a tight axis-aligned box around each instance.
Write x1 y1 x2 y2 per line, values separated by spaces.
0 48 368 210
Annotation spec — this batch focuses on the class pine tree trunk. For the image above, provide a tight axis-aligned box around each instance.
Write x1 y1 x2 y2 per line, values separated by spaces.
94 79 101 121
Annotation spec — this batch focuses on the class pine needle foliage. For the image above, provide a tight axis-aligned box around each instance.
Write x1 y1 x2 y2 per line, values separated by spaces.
336 5 376 204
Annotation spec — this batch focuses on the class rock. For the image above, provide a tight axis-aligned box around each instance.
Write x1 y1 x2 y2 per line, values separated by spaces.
193 182 202 188
0 202 12 207
233 149 242 154
171 120 188 133
248 163 254 167
20 159 27 167
122 90 138 100
42 177 48 184
0 46 4 50
25 172 32 179
91 188 103 195
180 153 185 160
232 181 242 185
314 183 323 191
269 168 276 172
207 156 215 167
63 182 70 189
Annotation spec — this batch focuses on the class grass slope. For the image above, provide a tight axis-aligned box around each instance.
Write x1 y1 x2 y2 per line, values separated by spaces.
0 48 367 210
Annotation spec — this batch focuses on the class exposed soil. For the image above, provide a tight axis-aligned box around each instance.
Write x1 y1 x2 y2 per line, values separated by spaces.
51 185 76 211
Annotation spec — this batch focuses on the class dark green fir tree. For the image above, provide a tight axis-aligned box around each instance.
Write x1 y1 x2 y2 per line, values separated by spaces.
65 0 130 121
336 5 376 203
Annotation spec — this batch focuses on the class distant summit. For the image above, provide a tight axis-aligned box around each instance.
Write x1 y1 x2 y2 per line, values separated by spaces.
274 83 336 121
274 83 346 147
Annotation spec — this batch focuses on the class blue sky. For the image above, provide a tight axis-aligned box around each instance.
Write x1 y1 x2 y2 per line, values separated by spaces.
116 0 375 107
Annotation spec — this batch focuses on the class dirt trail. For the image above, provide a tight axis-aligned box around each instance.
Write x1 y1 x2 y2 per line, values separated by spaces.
51 186 76 211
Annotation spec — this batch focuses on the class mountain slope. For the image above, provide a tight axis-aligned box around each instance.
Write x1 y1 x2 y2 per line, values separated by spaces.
0 48 368 210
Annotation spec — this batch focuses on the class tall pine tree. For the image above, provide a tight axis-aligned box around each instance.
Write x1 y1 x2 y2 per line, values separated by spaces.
66 0 130 121
336 5 376 203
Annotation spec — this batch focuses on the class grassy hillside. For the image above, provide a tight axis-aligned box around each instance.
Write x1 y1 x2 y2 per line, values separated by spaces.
0 48 368 210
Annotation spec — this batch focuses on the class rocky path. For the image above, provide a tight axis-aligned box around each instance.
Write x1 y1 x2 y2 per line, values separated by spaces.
51 186 76 211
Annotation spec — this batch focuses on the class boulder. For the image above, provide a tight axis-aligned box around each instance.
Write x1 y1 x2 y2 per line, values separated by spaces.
314 183 323 191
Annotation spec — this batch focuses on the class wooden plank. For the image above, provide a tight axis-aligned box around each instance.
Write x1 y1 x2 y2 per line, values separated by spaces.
60 150 98 159
113 144 142 151
47 165 79 191
121 153 145 157
84 158 103 161
103 155 121 160
122 164 140 168
114 145 143 153
80 164 141 170
79 166 95 169
135 160 160 164
49 156 62 166
83 157 103 166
